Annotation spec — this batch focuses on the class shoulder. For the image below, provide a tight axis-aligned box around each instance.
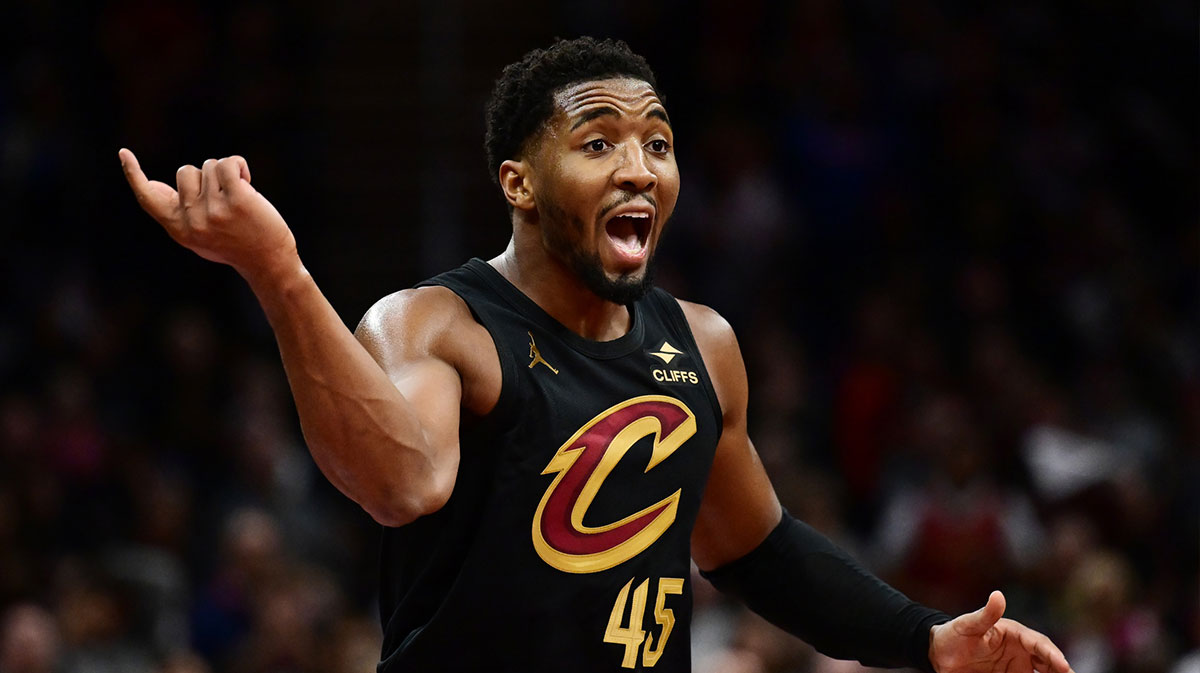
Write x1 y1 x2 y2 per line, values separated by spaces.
356 285 475 354
673 298 747 420
356 285 501 415
675 299 739 358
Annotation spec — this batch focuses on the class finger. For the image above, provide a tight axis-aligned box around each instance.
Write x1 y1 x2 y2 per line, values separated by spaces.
176 164 202 209
1032 652 1053 673
177 164 202 207
955 590 1006 637
216 155 251 192
118 148 148 192
238 155 251 183
200 158 219 198
1037 658 1072 673
1014 622 1071 673
119 148 175 216
1040 639 1071 673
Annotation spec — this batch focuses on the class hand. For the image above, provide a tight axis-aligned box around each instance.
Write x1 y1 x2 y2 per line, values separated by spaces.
118 149 299 283
929 591 1073 673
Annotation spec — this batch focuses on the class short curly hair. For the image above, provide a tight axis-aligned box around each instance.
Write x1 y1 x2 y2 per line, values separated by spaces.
484 37 659 188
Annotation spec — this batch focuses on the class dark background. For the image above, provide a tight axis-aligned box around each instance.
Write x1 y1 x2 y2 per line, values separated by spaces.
1 2 1196 672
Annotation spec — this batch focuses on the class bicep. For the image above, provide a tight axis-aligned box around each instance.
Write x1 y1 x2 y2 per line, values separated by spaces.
383 356 463 457
692 429 782 571
354 288 470 459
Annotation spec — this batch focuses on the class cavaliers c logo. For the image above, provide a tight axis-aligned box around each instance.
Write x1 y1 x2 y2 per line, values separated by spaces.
532 395 696 574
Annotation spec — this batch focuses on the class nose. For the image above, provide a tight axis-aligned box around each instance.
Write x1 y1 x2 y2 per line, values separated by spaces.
612 141 656 193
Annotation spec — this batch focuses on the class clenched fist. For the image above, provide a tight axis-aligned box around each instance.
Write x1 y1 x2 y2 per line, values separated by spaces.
119 149 300 284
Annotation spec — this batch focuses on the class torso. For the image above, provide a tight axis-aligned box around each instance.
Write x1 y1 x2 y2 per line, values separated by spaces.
377 258 723 672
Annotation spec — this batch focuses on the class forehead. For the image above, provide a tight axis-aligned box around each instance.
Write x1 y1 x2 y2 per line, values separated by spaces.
552 77 665 120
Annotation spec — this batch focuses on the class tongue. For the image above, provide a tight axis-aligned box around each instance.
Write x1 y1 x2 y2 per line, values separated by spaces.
607 216 641 251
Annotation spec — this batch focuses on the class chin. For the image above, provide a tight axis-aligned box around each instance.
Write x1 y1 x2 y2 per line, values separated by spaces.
579 258 656 305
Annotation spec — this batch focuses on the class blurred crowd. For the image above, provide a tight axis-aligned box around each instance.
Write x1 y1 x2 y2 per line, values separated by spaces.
1 2 1195 673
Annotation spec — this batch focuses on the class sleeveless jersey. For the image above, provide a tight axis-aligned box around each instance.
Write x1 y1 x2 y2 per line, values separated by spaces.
377 258 723 672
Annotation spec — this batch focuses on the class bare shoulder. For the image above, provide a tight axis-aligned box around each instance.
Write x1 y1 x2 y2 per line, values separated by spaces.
356 285 474 351
675 299 747 418
356 285 501 415
676 299 739 357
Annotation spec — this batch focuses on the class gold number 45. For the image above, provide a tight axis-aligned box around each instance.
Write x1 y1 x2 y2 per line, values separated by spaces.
604 577 685 668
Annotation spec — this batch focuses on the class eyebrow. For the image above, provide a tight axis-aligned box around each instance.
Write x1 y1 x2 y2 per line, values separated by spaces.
647 107 671 125
569 105 672 131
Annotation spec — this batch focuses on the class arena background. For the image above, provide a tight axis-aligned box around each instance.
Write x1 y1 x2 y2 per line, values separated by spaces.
1 2 1196 672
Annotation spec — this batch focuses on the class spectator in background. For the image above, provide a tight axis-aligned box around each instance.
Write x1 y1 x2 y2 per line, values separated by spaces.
871 394 1046 616
0 604 62 673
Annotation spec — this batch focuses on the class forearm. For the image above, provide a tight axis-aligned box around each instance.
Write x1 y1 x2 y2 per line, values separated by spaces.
701 512 950 671
243 259 452 524
118 151 450 523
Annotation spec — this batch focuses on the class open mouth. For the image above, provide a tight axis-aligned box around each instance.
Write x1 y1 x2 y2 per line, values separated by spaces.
604 212 653 257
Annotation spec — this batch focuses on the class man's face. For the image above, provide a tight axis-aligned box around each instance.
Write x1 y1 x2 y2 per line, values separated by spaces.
527 77 679 304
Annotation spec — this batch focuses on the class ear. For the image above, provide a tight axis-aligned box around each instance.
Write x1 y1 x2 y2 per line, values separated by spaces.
499 159 536 212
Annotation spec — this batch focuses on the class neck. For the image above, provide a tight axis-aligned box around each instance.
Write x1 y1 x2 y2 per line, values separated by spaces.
489 234 633 343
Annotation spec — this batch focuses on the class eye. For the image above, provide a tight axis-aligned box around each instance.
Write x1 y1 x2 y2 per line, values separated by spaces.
647 139 671 154
584 139 610 153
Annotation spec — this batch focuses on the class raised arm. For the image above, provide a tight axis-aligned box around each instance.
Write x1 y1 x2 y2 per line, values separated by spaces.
118 150 470 526
680 300 1072 673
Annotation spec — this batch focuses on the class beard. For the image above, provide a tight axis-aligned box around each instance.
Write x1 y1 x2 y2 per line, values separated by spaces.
572 247 657 305
540 201 657 306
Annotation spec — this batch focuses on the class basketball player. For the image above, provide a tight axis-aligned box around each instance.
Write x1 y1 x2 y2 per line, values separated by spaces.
120 37 1073 673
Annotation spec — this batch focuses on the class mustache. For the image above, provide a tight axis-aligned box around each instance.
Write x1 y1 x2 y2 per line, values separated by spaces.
597 192 657 222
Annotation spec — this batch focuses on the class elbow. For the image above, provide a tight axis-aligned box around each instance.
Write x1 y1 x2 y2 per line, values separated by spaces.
363 473 455 527
364 503 415 528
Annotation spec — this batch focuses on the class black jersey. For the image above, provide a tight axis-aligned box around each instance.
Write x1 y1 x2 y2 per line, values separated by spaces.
377 258 723 672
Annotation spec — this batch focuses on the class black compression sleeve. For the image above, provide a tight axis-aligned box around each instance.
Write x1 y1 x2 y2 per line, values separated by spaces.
699 512 951 672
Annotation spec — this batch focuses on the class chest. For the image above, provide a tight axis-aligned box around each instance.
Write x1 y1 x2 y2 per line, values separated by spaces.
471 315 721 572
498 322 717 461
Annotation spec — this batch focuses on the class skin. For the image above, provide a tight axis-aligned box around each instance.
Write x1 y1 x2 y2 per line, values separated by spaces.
119 75 1073 673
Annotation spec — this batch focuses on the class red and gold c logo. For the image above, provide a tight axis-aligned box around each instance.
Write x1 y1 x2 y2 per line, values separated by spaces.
532 395 696 574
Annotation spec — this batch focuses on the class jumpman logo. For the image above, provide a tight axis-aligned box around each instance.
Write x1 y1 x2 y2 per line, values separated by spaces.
527 332 559 374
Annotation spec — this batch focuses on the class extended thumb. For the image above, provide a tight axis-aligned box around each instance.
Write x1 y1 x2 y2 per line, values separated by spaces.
956 590 1006 637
